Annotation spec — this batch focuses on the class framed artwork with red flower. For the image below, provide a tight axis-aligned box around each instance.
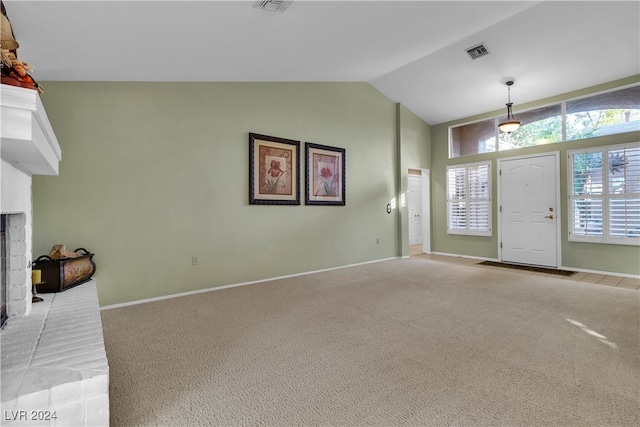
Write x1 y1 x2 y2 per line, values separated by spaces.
305 142 346 206
249 133 300 205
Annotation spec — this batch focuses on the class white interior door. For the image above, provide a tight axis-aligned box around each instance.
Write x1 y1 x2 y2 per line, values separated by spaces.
408 175 423 245
499 154 559 267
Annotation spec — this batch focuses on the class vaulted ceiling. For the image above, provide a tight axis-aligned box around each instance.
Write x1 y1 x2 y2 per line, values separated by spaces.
4 1 639 125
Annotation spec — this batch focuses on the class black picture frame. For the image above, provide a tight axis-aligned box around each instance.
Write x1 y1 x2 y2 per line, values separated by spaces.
249 133 301 205
305 142 346 206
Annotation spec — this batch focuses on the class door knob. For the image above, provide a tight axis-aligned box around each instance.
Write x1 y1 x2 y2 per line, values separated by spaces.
545 215 554 219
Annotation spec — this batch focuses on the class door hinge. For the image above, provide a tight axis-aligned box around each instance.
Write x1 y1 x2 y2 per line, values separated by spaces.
500 205 502 212
500 242 502 248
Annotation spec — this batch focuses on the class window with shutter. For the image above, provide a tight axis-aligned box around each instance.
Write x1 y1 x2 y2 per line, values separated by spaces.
447 161 491 236
569 142 640 245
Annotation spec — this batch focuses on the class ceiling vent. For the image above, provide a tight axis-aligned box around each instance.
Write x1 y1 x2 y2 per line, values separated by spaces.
465 43 490 60
254 0 294 12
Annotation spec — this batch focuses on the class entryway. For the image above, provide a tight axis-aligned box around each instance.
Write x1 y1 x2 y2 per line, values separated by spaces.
498 153 560 267
408 169 430 255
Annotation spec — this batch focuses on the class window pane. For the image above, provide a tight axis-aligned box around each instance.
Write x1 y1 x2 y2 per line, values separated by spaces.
609 198 640 238
448 202 467 229
572 152 603 195
447 169 466 199
608 147 640 195
499 104 562 151
566 86 640 140
468 165 489 198
469 201 490 231
447 167 467 230
571 197 603 236
450 119 496 158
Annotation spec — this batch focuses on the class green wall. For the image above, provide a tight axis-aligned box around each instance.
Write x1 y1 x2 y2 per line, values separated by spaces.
431 75 640 276
33 82 430 306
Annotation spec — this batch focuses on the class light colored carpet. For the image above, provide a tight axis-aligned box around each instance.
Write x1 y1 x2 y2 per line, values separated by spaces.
101 257 640 426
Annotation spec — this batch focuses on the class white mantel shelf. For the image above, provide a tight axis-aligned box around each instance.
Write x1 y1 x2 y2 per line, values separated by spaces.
1 84 61 175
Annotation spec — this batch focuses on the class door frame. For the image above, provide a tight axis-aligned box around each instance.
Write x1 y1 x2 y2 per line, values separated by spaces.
408 168 431 254
497 152 561 268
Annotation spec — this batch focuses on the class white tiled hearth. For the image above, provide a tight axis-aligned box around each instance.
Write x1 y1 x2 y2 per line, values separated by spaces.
1 281 109 426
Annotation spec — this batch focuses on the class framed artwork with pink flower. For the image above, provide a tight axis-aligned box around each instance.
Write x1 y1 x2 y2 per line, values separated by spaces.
305 142 346 206
249 133 300 205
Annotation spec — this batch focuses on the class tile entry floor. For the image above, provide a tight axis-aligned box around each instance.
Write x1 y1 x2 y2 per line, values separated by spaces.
410 245 640 291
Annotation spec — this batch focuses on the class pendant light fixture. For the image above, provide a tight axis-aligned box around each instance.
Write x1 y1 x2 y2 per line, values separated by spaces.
498 80 521 134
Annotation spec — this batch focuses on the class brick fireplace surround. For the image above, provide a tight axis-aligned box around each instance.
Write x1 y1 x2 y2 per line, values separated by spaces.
0 84 109 426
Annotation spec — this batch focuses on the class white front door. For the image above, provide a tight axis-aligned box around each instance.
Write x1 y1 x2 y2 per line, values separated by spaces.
408 175 423 245
499 154 559 267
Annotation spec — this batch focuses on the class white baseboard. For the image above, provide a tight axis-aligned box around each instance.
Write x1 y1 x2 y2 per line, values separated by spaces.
101 256 400 310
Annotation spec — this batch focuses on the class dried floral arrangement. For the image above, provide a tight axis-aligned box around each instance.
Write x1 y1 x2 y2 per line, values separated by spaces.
1 1 42 93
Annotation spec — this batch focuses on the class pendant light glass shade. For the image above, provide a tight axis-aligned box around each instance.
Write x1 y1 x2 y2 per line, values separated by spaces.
498 81 521 133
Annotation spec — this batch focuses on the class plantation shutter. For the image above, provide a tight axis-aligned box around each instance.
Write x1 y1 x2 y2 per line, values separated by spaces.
468 164 490 232
608 146 640 241
447 168 467 230
570 150 604 239
569 143 640 245
447 162 491 236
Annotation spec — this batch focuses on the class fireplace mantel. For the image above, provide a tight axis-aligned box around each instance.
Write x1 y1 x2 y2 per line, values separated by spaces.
0 84 107 427
1 84 61 175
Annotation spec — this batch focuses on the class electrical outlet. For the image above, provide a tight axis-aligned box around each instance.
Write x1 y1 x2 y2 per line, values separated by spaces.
192 256 199 265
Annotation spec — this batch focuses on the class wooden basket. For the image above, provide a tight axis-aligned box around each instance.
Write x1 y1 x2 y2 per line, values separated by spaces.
33 248 96 293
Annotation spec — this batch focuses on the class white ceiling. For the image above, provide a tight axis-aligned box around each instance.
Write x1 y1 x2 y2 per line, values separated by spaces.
4 0 639 125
